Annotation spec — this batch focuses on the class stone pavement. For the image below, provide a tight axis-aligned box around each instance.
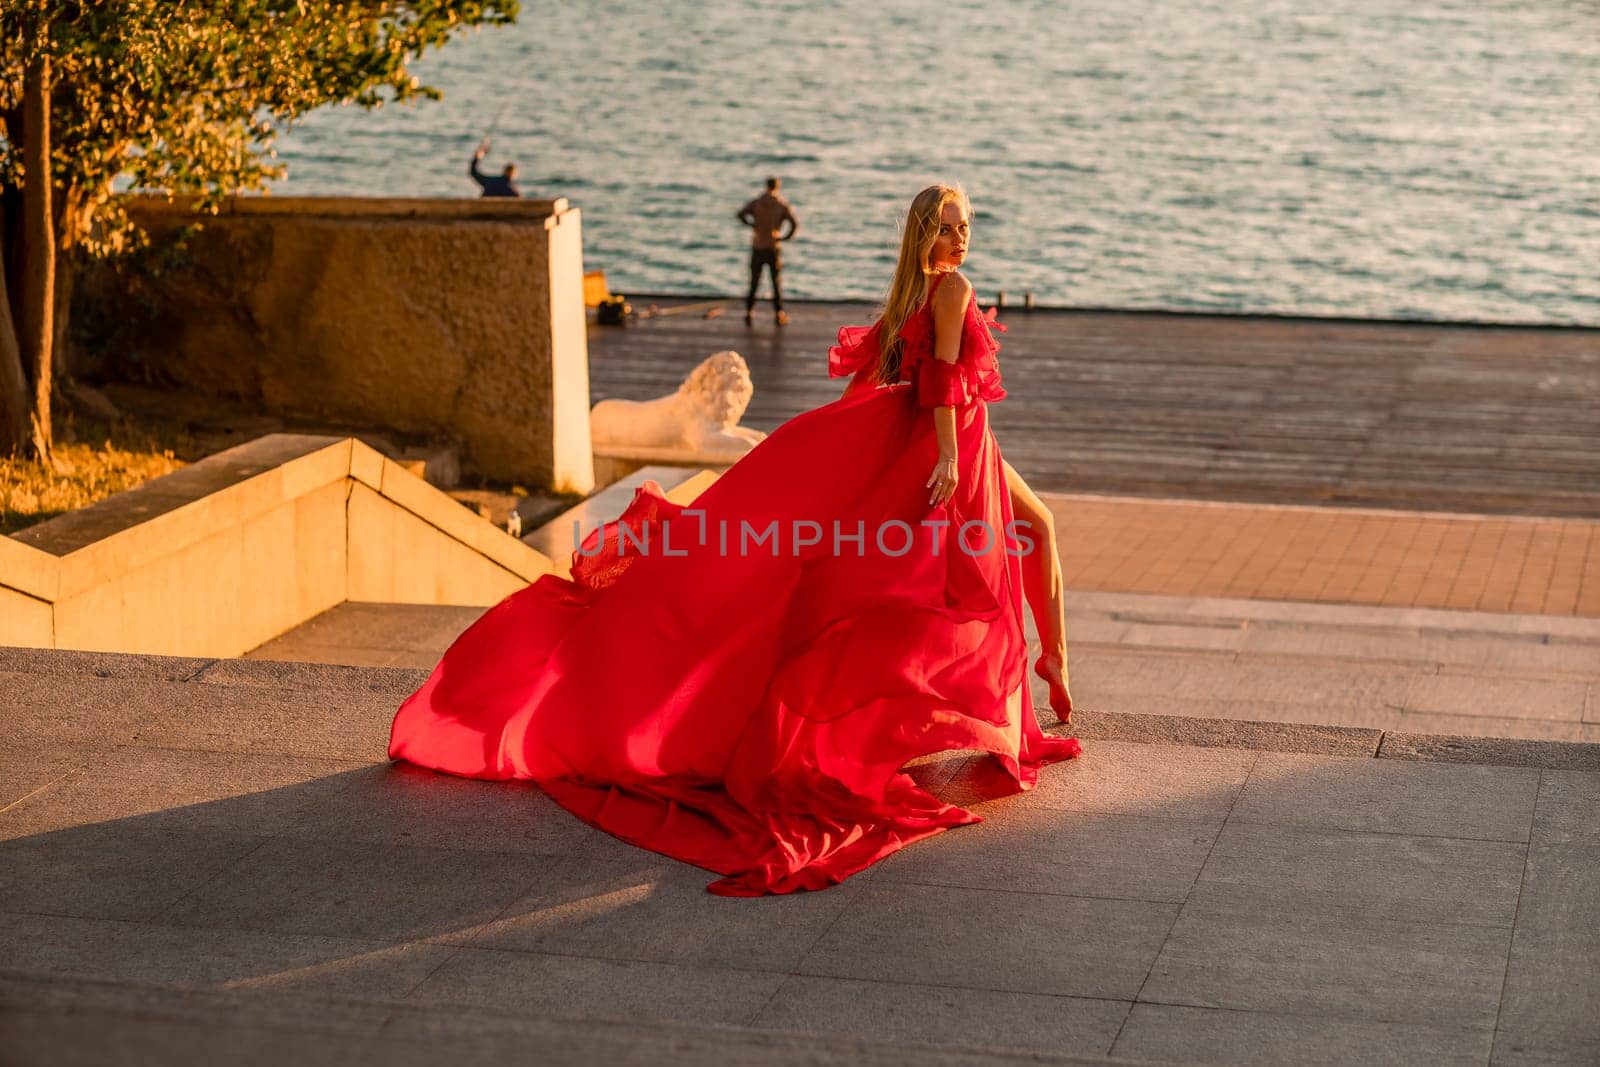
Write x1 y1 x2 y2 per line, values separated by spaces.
3 646 1599 1064
1046 494 1600 618
246 602 485 669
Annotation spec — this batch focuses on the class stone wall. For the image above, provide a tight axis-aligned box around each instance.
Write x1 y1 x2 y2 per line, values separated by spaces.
78 196 595 494
0 434 556 657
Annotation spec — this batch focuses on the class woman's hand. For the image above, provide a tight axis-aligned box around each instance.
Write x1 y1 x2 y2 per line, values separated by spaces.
927 454 958 507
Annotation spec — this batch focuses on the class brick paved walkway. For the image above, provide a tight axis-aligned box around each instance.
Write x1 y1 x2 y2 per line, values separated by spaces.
1046 493 1600 617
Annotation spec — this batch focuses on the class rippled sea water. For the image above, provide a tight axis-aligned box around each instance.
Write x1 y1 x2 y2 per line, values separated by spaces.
273 0 1599 324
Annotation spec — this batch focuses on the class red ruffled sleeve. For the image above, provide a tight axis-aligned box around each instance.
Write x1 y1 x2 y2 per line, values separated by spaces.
826 288 1007 407
828 323 881 379
960 302 1008 403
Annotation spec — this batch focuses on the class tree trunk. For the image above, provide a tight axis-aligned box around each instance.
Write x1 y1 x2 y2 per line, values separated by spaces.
21 49 55 463
51 247 74 382
51 182 85 383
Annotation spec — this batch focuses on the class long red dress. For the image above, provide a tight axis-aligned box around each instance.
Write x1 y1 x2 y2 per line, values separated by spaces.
388 272 1082 896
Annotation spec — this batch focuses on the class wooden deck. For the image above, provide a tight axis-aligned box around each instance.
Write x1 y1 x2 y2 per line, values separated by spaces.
586 299 1600 518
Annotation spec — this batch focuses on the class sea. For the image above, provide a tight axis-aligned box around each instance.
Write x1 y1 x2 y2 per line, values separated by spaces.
270 0 1600 325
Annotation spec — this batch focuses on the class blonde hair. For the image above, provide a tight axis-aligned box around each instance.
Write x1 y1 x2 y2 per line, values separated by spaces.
868 183 971 385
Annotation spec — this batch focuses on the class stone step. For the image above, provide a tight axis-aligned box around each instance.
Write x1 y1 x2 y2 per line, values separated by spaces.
226 585 1599 742
0 973 1124 1067
1022 592 1600 743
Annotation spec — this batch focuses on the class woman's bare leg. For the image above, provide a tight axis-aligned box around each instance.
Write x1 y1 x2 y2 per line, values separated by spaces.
1002 459 1074 723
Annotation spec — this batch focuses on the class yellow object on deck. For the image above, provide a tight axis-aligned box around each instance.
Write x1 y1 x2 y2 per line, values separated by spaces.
583 269 611 308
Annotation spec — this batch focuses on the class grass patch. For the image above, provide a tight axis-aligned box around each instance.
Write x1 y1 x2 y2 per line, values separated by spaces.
2 411 198 536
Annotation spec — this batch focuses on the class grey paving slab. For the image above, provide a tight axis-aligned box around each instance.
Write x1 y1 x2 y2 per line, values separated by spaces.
1113 1003 1493 1065
282 762 598 857
0 673 172 748
1088 691 1407 731
466 838 862 972
245 602 484 659
1050 614 1131 645
1069 649 1206 697
1533 769 1600 843
0 911 454 998
1233 752 1540 841
0 825 266 922
1193 821 1526 928
1405 674 1589 723
1427 659 1600 688
1236 626 1441 664
0 974 1119 1067
1069 591 1600 641
1067 710 1380 757
1426 636 1600 677
1091 622 1248 652
1496 839 1600 1045
751 974 1128 1056
1391 713 1591 742
1492 1032 1600 1066
1172 659 1414 710
405 945 787 1028
0 646 213 682
0 746 93 811
135 678 406 762
0 748 364 840
872 805 1219 904
0 1002 389 1067
798 882 1177 1000
1 672 404 760
1142 895 1512 1028
1378 734 1600 772
247 644 433 668
191 658 427 695
1238 628 1600 677
939 740 1254 821
159 836 550 946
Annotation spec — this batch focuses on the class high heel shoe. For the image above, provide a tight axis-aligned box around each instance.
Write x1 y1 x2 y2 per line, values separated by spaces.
1033 652 1074 725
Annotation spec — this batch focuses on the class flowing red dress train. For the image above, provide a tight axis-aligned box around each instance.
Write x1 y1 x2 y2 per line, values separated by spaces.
388 274 1082 896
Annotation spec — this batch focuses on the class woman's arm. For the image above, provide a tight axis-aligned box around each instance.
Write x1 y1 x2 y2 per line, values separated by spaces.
925 272 972 507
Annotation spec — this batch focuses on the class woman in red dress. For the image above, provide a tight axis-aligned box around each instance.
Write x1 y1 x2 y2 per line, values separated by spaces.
389 183 1081 896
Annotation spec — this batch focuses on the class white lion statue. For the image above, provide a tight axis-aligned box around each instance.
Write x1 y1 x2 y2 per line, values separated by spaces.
590 350 768 457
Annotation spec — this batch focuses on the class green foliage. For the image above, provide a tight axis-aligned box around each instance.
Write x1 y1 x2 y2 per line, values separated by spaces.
0 1 519 251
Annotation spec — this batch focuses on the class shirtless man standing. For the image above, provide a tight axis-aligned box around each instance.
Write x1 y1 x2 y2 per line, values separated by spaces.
737 178 799 325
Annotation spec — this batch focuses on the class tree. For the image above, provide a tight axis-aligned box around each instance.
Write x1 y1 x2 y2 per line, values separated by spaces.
0 0 519 460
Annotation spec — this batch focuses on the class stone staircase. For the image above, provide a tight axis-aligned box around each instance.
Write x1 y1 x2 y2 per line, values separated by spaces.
1042 591 1600 744
243 587 1600 746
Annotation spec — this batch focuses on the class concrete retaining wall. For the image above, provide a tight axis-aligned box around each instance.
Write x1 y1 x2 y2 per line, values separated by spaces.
0 435 555 658
77 196 595 494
